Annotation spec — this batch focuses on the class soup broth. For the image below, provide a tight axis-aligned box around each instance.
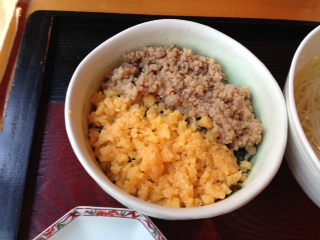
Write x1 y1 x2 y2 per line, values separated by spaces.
294 55 320 159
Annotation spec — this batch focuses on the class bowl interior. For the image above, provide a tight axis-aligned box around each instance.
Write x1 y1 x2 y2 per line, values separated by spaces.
287 25 320 163
65 19 287 219
292 27 320 73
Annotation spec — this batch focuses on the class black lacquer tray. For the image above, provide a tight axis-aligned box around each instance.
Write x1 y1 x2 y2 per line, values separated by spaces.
0 11 319 240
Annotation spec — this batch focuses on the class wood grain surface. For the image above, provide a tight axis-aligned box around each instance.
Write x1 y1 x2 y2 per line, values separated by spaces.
19 0 320 22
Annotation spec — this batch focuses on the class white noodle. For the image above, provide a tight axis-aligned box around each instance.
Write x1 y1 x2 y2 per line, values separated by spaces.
294 55 320 159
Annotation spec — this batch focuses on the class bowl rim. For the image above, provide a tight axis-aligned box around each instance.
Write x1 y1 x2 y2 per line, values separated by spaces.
65 18 288 219
286 25 320 172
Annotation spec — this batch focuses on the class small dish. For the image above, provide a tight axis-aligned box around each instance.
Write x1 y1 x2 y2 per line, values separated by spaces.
33 206 166 240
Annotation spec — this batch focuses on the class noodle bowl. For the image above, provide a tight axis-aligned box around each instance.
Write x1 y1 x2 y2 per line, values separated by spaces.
285 24 320 208
294 55 320 159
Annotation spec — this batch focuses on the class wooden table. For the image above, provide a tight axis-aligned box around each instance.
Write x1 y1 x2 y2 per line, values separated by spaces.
1 1 320 240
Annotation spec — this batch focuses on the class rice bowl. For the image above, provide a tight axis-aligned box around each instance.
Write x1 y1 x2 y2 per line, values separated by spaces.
65 19 288 219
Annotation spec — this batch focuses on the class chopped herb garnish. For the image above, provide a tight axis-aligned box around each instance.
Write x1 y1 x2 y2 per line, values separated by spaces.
234 147 251 164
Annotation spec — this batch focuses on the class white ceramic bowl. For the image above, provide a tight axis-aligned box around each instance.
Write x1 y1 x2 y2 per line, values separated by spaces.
65 19 288 219
284 25 320 208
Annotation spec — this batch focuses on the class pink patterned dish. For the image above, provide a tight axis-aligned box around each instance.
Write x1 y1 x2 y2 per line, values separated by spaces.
33 206 166 240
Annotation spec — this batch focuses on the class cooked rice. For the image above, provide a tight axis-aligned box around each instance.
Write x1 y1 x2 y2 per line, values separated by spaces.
88 46 262 207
